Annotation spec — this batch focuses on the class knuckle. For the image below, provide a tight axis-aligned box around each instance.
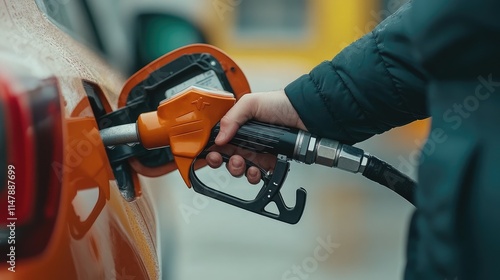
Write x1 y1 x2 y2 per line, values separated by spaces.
238 93 252 103
219 115 232 127
238 94 256 110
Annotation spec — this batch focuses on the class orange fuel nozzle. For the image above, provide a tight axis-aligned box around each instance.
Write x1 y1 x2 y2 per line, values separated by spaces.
99 84 309 224
136 86 235 186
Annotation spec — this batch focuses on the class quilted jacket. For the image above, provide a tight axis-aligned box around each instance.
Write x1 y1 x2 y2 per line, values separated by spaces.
285 1 500 279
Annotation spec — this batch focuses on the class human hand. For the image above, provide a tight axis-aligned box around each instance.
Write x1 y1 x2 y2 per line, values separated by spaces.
206 90 306 184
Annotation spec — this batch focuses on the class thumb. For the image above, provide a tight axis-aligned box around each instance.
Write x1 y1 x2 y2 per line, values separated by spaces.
215 94 256 145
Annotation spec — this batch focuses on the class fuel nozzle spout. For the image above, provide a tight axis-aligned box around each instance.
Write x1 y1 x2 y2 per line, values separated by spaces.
99 123 139 146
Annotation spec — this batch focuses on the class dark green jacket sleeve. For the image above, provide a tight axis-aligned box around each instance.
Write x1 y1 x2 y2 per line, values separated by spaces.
285 2 428 145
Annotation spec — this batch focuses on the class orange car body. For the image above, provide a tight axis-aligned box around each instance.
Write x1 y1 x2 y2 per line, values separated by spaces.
0 1 160 279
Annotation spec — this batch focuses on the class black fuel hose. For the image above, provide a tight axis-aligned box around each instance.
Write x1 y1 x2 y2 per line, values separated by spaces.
362 155 416 205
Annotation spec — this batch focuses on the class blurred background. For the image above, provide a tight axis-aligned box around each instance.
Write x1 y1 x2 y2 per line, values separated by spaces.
41 0 429 279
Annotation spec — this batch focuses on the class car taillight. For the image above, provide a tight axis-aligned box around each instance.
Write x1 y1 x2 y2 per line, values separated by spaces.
0 74 63 258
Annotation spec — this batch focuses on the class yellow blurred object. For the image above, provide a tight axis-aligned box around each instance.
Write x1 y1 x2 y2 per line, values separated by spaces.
205 0 378 68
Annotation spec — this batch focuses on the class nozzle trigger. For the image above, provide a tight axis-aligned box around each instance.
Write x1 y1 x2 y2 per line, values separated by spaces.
189 152 307 224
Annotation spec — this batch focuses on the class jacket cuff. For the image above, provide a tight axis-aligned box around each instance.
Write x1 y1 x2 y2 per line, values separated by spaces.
284 70 354 143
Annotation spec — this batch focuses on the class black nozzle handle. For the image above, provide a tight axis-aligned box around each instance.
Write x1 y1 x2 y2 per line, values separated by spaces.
211 120 311 164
